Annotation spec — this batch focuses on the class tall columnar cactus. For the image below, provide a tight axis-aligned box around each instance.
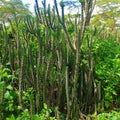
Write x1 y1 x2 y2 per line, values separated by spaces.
53 0 96 118
35 0 58 30
34 0 97 118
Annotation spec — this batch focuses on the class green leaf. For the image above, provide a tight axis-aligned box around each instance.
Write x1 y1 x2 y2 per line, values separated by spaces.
4 91 13 99
2 72 8 78
111 116 117 120
32 115 40 120
6 114 16 120
6 84 13 90
0 75 2 81
105 101 110 108
43 103 47 109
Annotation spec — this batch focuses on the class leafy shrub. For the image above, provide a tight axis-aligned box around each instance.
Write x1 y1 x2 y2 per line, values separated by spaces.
6 103 56 120
95 111 120 120
0 66 20 119
0 66 56 119
93 39 120 109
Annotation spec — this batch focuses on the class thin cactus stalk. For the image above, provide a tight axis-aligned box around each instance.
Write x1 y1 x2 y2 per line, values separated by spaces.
2 21 9 64
65 66 70 120
54 0 76 53
18 56 23 107
24 16 37 36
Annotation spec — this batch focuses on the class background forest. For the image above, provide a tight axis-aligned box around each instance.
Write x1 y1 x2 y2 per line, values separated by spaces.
0 0 120 119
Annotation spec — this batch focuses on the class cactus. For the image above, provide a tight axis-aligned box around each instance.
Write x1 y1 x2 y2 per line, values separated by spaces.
35 0 58 30
0 0 106 119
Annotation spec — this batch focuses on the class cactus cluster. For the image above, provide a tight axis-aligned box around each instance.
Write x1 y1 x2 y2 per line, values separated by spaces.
0 0 113 119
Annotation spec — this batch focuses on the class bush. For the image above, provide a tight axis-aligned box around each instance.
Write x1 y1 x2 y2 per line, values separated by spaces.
6 103 56 120
93 39 120 109
95 111 120 120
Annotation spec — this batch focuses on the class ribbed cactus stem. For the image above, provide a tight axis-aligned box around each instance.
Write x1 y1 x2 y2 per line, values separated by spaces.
65 66 70 120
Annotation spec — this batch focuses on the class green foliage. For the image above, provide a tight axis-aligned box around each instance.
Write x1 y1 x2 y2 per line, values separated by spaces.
22 87 35 109
68 24 74 35
93 38 120 109
0 81 4 104
0 0 30 21
95 111 120 120
0 0 120 119
0 68 5 104
93 0 120 29
0 66 56 119
0 66 20 119
6 103 56 120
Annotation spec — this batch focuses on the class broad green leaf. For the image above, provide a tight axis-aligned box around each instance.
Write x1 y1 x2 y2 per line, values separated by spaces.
105 101 110 108
43 103 47 109
6 114 16 120
4 91 11 99
6 84 13 90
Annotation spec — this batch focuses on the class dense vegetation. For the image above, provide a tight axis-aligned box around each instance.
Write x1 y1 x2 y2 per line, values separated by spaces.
0 0 120 119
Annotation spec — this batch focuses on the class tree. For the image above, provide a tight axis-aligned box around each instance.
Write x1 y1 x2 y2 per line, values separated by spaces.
0 0 30 22
92 0 120 30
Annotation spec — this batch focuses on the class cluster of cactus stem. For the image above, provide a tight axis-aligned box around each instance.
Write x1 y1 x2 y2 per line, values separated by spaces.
35 0 59 30
0 0 105 119
33 0 98 119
